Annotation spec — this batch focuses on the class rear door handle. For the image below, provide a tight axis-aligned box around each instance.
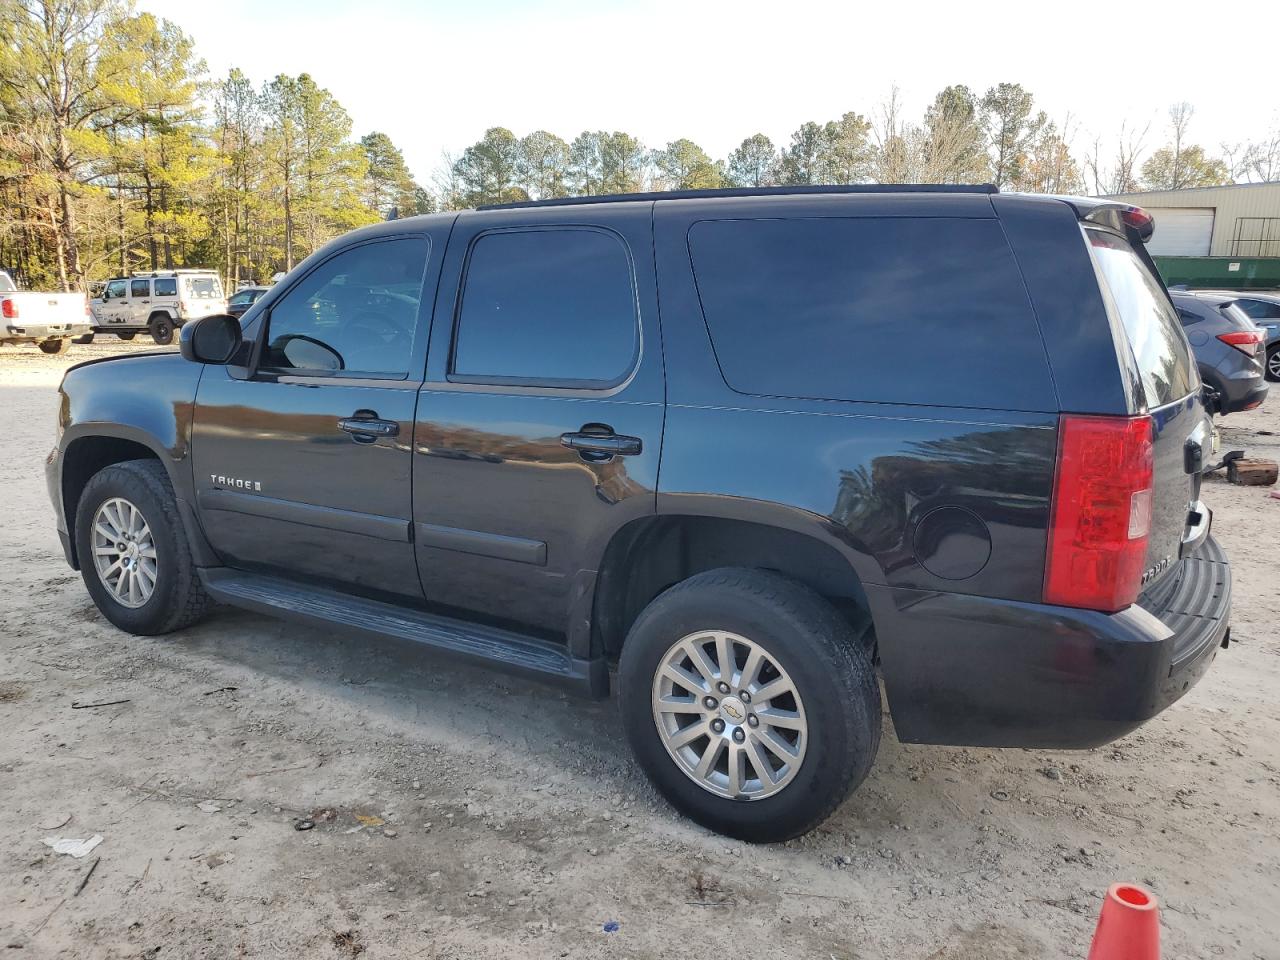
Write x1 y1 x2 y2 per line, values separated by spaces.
339 413 399 443
560 427 642 461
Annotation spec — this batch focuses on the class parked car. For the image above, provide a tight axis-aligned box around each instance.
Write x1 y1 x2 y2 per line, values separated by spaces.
0 268 92 354
89 270 228 345
47 186 1231 842
226 285 269 318
1169 291 1268 413
1194 290 1280 382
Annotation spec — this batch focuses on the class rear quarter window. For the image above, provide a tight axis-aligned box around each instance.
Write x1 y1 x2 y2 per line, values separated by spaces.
1086 229 1195 408
687 217 1056 410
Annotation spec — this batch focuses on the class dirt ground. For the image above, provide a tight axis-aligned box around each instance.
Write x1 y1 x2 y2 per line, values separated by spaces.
1 338 1277 960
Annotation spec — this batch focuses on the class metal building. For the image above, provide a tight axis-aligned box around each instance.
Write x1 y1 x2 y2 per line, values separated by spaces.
1106 182 1280 257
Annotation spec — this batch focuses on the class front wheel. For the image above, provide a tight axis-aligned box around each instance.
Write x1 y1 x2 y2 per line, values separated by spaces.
619 568 880 842
74 459 210 635
149 315 175 345
38 339 71 355
1266 344 1280 383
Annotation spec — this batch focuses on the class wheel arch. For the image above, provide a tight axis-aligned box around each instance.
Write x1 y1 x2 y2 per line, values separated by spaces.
590 514 874 662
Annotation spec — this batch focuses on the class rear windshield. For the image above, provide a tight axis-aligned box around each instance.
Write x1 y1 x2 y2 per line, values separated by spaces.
183 275 224 299
1086 228 1195 407
0 272 15 292
687 217 1055 410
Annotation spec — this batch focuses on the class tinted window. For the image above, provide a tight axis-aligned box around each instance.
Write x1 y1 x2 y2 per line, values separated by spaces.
229 290 254 306
261 238 427 376
1175 307 1201 326
1087 229 1195 407
452 228 637 386
1236 298 1280 320
105 280 127 299
688 217 1053 409
184 275 224 299
130 279 150 298
153 277 177 297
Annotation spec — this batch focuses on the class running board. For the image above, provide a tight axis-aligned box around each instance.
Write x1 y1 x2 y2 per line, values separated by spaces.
199 569 608 698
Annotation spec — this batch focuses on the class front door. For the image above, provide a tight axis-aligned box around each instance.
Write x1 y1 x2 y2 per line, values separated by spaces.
124 277 152 325
191 230 443 600
96 279 127 328
413 204 664 638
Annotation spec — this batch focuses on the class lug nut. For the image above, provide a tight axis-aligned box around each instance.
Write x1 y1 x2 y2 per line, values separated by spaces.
717 681 731 694
703 696 718 710
711 718 725 734
747 714 759 728
740 691 752 704
732 728 746 743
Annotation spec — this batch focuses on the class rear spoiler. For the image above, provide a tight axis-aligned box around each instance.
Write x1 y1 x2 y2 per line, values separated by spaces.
1058 197 1156 244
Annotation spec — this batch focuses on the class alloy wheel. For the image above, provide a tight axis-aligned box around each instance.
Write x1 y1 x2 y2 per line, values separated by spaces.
651 629 808 800
91 497 158 609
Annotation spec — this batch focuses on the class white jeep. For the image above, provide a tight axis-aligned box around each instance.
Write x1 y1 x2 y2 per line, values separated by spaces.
90 270 228 345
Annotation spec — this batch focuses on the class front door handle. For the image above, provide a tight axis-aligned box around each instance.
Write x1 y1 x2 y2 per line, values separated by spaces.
339 413 399 443
560 427 642 462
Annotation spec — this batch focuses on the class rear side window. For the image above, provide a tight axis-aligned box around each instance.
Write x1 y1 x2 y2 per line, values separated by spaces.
153 278 177 297
452 228 638 387
1236 298 1280 320
687 217 1054 410
130 279 150 298
1086 229 1195 407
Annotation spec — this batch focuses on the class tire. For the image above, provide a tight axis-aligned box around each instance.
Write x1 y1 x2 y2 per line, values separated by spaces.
1266 344 1280 383
618 567 880 842
74 459 210 635
38 339 71 355
149 314 175 345
117 332 136 341
72 333 95 344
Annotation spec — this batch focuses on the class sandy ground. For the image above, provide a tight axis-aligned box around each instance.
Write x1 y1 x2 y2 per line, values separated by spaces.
0 338 1277 960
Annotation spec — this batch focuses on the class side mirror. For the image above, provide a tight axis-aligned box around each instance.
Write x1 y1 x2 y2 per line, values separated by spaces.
180 313 242 365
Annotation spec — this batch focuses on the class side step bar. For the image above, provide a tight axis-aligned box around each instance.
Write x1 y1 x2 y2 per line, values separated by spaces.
199 569 609 698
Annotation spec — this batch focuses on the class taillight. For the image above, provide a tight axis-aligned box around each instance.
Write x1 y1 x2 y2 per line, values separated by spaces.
1217 330 1264 356
1044 414 1154 613
1 298 17 319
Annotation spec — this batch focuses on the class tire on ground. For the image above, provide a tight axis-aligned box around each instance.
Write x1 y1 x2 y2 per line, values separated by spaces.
618 566 880 842
117 331 136 341
149 314 175 345
74 459 210 635
38 339 70 355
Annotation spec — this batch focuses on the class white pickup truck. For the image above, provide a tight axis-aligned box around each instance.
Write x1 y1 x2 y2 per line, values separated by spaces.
0 270 92 355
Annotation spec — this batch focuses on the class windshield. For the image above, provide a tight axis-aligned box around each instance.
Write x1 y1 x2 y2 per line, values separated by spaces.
183 275 224 299
1086 228 1195 408
0 272 15 293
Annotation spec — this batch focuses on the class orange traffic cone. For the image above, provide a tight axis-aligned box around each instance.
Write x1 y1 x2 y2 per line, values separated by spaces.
1087 883 1160 960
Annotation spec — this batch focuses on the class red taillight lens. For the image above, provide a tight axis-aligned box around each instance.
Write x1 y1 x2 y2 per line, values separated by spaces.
1044 414 1154 613
1 298 16 319
1217 330 1264 356
1119 206 1155 240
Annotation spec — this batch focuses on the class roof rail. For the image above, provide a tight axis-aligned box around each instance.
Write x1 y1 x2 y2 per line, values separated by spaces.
478 183 998 211
129 269 218 278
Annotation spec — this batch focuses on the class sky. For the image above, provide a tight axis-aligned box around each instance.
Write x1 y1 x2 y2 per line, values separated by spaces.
145 0 1280 185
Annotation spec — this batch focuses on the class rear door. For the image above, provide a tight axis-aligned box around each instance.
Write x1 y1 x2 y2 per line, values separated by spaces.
1085 227 1209 587
413 202 663 637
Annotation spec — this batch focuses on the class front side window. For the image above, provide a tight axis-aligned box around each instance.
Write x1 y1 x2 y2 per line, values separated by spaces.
130 279 150 298
105 279 127 299
452 228 638 387
1087 228 1195 407
229 290 254 306
153 278 177 297
261 238 428 376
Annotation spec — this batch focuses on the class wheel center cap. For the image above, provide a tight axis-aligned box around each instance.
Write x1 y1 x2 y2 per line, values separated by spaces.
719 696 746 725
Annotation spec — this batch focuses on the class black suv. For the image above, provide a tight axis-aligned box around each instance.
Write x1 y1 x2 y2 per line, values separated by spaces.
46 186 1230 842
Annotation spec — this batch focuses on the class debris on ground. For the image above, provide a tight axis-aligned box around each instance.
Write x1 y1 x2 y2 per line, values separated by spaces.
1227 457 1278 486
331 929 365 956
73 856 100 896
41 835 102 858
196 801 222 814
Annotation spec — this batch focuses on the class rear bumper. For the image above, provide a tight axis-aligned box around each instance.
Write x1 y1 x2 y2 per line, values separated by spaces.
872 536 1230 748
4 322 91 339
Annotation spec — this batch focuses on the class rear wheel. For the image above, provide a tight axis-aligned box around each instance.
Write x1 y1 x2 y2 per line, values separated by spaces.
38 339 70 355
74 459 210 635
619 567 880 842
149 314 175 345
1266 344 1280 383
